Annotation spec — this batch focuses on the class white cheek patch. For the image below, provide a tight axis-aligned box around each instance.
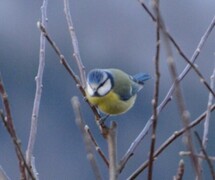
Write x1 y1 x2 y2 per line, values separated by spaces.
86 83 95 96
97 79 112 96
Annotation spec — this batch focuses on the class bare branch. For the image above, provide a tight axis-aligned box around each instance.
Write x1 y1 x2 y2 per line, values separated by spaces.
37 22 109 136
202 60 215 148
147 3 160 179
63 0 86 87
0 78 35 180
71 96 102 180
85 125 109 167
26 1 48 178
107 122 118 180
127 104 215 179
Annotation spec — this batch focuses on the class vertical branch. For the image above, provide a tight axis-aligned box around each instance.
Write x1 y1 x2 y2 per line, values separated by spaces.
26 0 48 177
71 97 102 180
152 0 201 178
107 122 118 180
147 5 160 179
0 78 35 180
64 0 86 87
202 60 215 148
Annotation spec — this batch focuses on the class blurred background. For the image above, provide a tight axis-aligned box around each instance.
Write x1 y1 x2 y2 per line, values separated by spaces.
0 0 215 179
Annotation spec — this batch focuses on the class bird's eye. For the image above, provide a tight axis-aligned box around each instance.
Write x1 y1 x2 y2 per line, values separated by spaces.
97 79 112 96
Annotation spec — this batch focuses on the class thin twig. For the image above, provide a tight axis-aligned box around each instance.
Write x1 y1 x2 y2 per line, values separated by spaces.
71 96 102 180
153 0 200 178
173 160 185 180
127 104 215 179
0 78 35 180
85 125 109 167
63 0 86 87
119 11 215 172
147 4 160 179
26 0 48 178
37 22 109 136
195 132 215 180
107 122 118 180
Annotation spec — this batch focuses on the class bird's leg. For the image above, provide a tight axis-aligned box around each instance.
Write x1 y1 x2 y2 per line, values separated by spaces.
99 114 110 125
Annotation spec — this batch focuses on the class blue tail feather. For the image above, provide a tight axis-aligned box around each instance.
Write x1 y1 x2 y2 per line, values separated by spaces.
132 73 151 85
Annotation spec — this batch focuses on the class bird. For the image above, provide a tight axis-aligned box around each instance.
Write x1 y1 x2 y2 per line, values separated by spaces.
85 68 150 116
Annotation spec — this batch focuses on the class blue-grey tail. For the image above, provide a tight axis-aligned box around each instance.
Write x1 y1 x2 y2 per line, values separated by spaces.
132 73 151 85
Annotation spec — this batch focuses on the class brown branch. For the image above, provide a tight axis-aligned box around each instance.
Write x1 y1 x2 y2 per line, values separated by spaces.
127 104 215 179
37 22 109 136
0 78 35 180
147 3 160 179
85 125 109 167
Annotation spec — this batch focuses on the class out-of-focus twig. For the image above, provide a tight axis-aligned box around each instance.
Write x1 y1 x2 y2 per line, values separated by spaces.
107 122 118 180
63 0 86 87
173 160 185 180
195 131 215 180
127 104 215 179
147 3 160 179
71 96 102 180
37 22 109 136
0 78 35 180
26 0 48 178
119 10 215 173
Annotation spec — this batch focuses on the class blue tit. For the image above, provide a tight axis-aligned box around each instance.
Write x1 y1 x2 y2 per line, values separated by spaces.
85 68 150 115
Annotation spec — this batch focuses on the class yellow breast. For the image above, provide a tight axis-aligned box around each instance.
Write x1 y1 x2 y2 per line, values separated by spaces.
86 90 136 115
